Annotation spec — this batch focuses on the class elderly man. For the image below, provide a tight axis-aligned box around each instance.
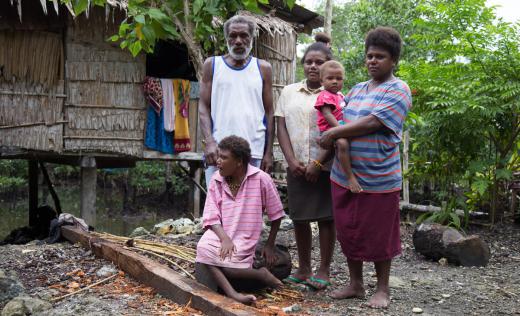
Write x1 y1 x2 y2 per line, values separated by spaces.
198 15 274 186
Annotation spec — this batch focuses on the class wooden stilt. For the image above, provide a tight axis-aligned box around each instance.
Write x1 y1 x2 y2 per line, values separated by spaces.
28 160 39 227
80 156 97 227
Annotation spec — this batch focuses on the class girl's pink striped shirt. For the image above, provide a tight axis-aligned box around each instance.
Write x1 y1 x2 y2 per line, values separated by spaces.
195 165 285 268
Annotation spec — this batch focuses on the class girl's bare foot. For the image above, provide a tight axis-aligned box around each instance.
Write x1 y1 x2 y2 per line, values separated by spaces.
231 293 257 305
330 284 365 299
348 176 363 193
367 289 390 308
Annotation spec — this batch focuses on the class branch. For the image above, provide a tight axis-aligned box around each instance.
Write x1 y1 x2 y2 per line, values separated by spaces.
162 4 204 80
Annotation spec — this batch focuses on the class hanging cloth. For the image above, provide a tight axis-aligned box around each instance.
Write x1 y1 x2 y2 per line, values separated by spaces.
142 76 163 114
161 78 175 132
173 79 191 152
144 104 174 154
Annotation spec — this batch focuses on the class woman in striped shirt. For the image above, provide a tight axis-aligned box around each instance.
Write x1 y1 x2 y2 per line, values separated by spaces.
320 27 412 308
195 135 285 305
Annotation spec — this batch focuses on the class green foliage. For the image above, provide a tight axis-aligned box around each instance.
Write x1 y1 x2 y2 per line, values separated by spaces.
0 160 26 192
416 199 466 230
129 161 189 196
326 0 424 89
63 0 294 75
400 0 520 219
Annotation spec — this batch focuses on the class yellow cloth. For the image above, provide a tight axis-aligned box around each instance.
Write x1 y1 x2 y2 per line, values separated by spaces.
173 79 191 152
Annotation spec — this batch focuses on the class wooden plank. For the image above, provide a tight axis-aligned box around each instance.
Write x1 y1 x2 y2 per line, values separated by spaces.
28 160 38 226
80 160 97 227
60 226 261 316
142 150 204 161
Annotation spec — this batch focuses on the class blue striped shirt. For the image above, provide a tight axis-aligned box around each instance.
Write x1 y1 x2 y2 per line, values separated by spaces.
330 78 412 192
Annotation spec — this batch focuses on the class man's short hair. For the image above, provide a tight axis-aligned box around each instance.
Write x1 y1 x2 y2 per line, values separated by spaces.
320 60 345 78
218 135 252 165
223 15 257 39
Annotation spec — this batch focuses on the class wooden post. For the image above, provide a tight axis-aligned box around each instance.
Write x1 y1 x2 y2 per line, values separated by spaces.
403 130 410 204
193 167 202 218
188 161 202 218
28 160 39 227
80 156 97 227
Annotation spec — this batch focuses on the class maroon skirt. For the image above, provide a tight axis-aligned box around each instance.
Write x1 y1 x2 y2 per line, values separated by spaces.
331 181 401 262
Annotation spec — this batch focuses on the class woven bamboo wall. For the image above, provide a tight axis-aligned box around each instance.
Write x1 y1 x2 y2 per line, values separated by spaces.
0 29 65 152
63 8 146 157
256 30 297 107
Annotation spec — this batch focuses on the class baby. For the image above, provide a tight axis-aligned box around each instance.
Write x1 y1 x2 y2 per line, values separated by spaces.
315 60 362 193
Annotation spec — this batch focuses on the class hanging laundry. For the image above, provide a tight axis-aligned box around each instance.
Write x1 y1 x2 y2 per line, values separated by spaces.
142 76 162 114
144 104 174 154
161 78 175 132
173 79 191 153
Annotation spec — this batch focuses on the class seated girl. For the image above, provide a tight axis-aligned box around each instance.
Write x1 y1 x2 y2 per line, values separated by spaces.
195 135 285 305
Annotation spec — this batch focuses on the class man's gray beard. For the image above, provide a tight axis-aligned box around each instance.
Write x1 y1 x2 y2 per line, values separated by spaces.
227 42 253 61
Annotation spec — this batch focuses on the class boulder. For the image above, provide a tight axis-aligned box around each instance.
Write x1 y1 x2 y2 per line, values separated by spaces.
152 218 194 236
129 227 150 238
1 296 52 316
413 223 491 267
0 270 25 306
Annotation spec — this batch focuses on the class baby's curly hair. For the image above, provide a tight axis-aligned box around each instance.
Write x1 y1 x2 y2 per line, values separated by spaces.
218 135 251 165
365 27 402 62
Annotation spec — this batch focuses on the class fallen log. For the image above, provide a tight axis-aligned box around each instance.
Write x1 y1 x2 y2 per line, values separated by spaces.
412 223 491 267
61 226 261 316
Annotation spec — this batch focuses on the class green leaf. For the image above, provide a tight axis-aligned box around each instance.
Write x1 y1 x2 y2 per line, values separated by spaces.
496 168 512 180
107 35 119 42
73 0 89 15
129 41 142 57
193 0 204 14
134 14 145 24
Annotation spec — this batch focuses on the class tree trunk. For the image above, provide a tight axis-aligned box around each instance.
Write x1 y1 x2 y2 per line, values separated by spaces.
324 0 333 36
413 223 490 267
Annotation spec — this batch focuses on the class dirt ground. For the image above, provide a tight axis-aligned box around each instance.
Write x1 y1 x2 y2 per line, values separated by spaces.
1 220 520 315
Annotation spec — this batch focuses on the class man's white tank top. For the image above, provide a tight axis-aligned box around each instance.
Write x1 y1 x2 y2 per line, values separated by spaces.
211 55 265 159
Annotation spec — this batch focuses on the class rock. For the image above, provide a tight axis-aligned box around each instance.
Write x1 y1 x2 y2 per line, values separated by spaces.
438 258 448 266
412 307 423 314
389 276 410 289
36 288 60 301
413 223 491 267
0 270 25 306
193 221 204 235
171 218 194 234
1 296 52 316
96 265 118 277
282 304 301 313
442 293 451 298
129 227 150 238
152 218 194 235
152 219 175 235
280 218 294 231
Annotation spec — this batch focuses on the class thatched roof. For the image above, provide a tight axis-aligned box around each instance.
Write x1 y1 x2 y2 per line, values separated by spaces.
10 0 320 34
9 0 127 21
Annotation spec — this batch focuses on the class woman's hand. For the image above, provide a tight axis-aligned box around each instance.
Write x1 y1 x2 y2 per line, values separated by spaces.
261 244 278 268
319 128 337 149
305 162 320 183
288 159 306 177
220 238 236 260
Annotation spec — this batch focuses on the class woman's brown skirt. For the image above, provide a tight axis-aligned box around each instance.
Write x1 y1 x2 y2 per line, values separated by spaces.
286 169 333 222
332 181 402 262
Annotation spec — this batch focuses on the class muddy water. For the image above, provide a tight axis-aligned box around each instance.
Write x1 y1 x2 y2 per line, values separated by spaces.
0 186 187 240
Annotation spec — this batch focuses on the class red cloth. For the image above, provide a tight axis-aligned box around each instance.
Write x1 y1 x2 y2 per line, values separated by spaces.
331 181 401 262
314 90 344 132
